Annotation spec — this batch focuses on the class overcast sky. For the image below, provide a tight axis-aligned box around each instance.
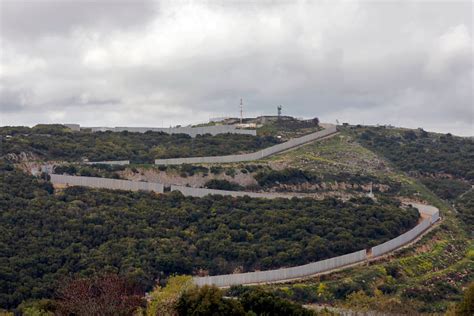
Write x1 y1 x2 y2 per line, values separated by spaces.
0 0 472 135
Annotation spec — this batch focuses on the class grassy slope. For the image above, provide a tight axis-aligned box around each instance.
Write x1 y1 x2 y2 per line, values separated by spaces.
254 128 473 313
267 132 392 175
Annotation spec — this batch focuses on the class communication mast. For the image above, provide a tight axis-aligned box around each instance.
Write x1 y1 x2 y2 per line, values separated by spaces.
277 105 282 120
240 98 243 124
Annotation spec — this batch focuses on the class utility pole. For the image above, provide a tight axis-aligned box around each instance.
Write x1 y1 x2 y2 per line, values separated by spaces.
240 98 243 124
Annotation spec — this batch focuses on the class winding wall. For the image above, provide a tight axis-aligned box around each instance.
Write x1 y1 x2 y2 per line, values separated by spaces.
371 203 439 257
50 174 164 193
155 125 338 165
194 250 367 287
193 204 439 287
47 174 439 287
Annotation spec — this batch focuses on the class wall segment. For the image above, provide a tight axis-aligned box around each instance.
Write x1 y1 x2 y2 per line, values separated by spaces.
170 185 303 199
194 250 367 287
155 125 338 165
50 174 164 193
85 160 130 165
193 204 439 287
79 124 257 137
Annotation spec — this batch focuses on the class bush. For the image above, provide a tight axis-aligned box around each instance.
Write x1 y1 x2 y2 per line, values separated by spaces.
177 286 246 316
238 287 315 316
204 179 243 191
55 274 145 316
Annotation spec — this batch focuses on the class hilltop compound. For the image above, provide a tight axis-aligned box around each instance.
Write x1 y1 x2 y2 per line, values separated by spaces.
64 124 256 137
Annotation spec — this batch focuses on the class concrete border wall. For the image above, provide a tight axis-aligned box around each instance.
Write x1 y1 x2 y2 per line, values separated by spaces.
50 174 164 193
86 125 256 137
85 160 130 165
411 203 440 224
48 173 439 288
371 219 430 257
170 185 302 199
155 126 337 165
371 203 439 257
193 204 439 287
194 250 367 287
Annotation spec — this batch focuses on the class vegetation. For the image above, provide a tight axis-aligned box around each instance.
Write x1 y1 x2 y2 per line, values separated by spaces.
140 276 322 316
450 282 474 315
0 124 280 163
145 275 195 316
454 190 474 233
257 126 474 313
19 274 329 316
204 179 243 191
258 117 320 139
420 177 471 200
54 274 145 316
341 289 415 314
231 286 317 316
269 132 392 177
2 123 472 314
349 126 474 181
254 168 400 194
53 163 126 179
0 162 419 309
177 286 247 316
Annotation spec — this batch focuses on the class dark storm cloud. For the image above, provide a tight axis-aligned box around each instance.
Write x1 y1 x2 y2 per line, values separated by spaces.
0 0 472 135
0 0 157 39
0 87 29 112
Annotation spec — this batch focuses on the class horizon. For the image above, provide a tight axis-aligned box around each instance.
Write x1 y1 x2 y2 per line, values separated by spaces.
3 117 472 137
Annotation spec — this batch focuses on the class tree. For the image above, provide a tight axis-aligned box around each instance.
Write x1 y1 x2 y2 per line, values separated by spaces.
403 130 417 141
146 275 194 316
55 274 144 316
239 287 314 316
18 299 55 316
176 286 246 316
455 282 474 315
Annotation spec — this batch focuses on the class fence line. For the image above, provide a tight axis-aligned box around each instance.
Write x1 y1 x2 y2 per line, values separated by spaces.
170 185 303 199
155 126 338 165
82 125 257 137
85 160 130 165
194 250 367 287
50 174 164 193
193 204 439 287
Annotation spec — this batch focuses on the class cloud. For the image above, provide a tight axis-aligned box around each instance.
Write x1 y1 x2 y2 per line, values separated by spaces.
0 0 472 135
0 0 157 40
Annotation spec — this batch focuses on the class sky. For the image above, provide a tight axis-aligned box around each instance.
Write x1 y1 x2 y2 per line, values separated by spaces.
0 0 472 136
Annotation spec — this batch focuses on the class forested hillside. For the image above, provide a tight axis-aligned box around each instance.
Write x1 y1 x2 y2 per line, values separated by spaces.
260 126 474 314
0 124 279 163
350 126 473 180
1 124 472 314
348 126 474 201
0 162 419 309
455 190 474 231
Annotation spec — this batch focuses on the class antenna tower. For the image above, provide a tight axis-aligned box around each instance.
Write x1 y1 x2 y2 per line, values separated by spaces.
277 105 282 119
240 98 243 124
